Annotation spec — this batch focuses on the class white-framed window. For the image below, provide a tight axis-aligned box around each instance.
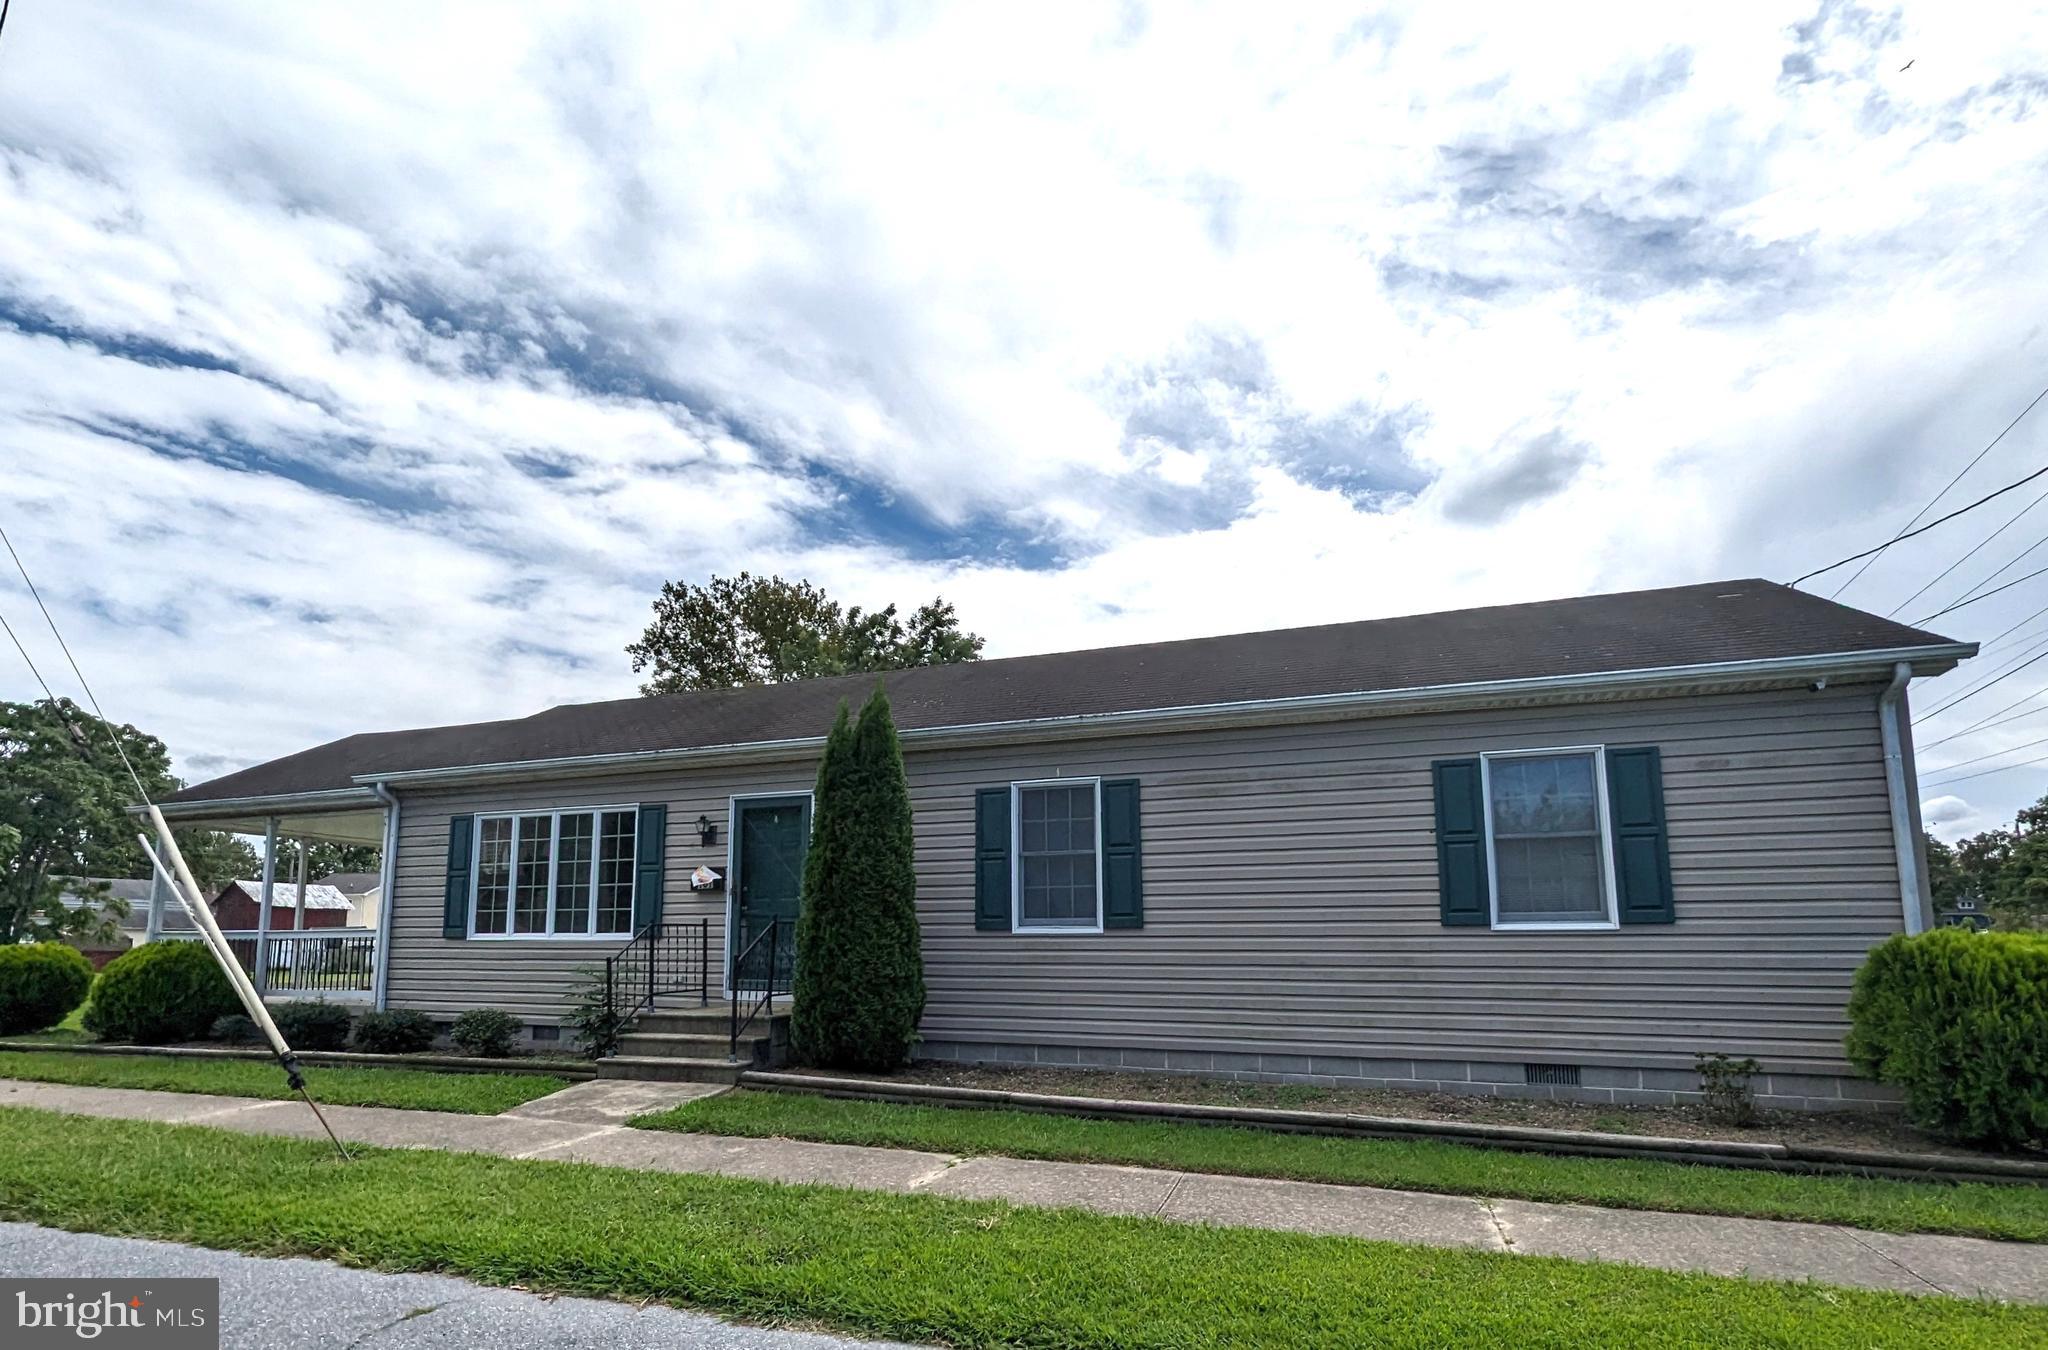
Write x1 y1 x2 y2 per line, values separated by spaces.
1481 747 1618 931
1012 777 1104 933
471 806 638 939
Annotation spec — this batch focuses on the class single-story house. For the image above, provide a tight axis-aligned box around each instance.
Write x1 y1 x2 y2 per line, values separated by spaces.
315 871 384 930
211 879 356 930
152 579 1972 1110
53 877 186 965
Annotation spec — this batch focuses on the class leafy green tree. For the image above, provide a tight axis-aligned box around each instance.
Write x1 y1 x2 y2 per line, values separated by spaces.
791 687 926 1071
265 840 379 881
1925 833 1962 910
0 698 255 942
1 698 169 943
627 572 983 695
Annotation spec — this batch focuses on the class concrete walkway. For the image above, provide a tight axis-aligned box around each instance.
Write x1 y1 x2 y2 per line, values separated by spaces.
0 1222 919 1349
5 1078 2044 1305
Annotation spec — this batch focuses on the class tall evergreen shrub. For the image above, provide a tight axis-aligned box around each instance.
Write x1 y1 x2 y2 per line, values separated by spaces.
791 687 926 1071
1846 928 2048 1149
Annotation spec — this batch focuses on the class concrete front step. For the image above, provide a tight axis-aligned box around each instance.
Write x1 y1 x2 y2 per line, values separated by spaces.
614 1031 745 1059
633 1008 790 1036
594 1055 743 1084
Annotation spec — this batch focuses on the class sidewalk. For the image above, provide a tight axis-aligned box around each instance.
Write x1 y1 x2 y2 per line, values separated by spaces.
5 1077 2044 1305
0 1222 920 1349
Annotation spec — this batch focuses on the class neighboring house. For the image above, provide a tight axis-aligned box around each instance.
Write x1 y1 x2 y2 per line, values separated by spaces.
211 880 355 930
317 871 383 930
1937 896 1994 931
52 878 176 965
154 579 1974 1110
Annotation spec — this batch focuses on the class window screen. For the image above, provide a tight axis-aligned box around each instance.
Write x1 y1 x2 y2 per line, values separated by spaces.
1487 753 1609 925
1016 782 1100 929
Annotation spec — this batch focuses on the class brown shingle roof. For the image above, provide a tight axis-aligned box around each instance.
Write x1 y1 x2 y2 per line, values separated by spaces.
163 578 1963 806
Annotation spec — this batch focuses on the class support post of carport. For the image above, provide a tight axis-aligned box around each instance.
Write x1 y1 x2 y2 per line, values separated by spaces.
255 816 277 994
144 868 165 942
294 839 307 931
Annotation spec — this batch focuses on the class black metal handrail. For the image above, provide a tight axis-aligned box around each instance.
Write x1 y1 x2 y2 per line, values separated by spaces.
728 917 787 1062
604 919 712 1030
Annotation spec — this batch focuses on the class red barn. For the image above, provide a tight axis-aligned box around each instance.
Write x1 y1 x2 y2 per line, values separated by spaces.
210 880 355 930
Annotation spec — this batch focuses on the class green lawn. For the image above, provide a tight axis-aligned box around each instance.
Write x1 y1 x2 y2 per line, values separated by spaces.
0 1050 567 1115
634 1089 2048 1243
0 1109 2037 1349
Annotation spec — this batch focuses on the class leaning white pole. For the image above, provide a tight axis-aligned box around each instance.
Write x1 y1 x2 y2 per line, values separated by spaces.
137 816 292 1064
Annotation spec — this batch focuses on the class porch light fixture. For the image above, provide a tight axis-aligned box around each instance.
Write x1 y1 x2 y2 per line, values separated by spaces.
695 813 718 847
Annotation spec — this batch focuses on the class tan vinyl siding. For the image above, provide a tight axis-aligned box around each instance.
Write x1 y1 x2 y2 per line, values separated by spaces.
386 682 1902 1075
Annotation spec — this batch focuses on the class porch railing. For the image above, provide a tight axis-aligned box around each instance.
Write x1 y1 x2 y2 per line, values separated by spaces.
604 920 713 1027
601 917 795 1061
727 917 790 1063
165 928 378 998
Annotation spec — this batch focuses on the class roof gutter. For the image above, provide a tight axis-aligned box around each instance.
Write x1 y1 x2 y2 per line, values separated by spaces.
145 786 384 821
348 640 1977 791
1877 662 1933 936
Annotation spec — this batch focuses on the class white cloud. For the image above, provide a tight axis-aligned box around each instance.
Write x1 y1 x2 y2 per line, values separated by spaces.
1 1 2047 828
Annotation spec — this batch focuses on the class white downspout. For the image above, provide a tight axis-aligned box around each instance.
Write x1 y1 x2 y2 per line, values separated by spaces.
370 781 401 1012
1877 662 1932 935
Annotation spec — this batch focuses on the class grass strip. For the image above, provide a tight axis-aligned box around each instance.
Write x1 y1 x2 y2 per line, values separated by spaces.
0 1107 2039 1349
634 1088 2048 1242
0 1050 565 1115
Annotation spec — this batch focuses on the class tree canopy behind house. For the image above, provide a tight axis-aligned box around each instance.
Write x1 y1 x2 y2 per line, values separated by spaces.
626 572 984 695
1926 794 2048 927
0 698 258 943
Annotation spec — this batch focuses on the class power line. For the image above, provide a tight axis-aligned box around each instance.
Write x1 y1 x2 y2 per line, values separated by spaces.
1969 596 2048 656
1915 620 2048 714
1922 748 2048 791
1916 644 2048 722
1912 561 2048 626
0 526 152 802
1918 674 2048 748
1919 698 2048 751
1918 729 2048 780
1887 483 2048 618
1791 459 2048 590
1811 381 2048 595
1933 531 2048 620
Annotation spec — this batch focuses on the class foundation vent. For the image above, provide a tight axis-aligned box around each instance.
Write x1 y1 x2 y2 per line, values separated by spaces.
1523 1063 1582 1087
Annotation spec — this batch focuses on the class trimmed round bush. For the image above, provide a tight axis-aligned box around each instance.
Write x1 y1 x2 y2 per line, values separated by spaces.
210 1013 260 1045
272 1000 353 1051
0 943 94 1035
450 1008 519 1057
351 1009 437 1055
1846 928 2048 1149
83 942 240 1044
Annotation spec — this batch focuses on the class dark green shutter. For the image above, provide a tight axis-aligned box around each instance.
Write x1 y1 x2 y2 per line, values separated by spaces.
974 787 1011 931
1607 747 1675 924
1101 778 1143 929
1432 759 1489 926
634 804 667 933
442 814 473 938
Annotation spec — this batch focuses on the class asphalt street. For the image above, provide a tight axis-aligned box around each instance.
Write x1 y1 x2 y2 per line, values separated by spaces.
0 1222 922 1350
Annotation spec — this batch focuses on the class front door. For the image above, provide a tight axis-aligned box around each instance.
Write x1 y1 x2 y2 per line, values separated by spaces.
731 795 809 994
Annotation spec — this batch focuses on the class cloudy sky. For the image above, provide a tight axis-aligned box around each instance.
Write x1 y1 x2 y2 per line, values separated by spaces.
3 2 2048 838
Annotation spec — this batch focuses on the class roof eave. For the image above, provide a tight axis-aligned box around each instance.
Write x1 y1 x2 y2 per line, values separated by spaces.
338 641 1976 792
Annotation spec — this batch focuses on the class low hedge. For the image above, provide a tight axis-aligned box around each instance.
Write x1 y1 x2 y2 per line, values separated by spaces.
272 1000 353 1051
1846 928 2048 1149
0 944 94 1035
83 942 240 1045
450 1008 518 1058
352 1009 437 1055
